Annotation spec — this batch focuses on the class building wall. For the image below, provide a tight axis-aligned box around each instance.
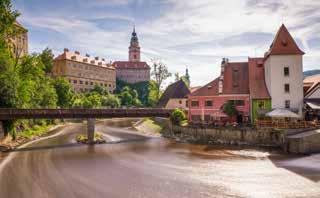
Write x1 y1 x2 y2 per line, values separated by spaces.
116 68 150 83
251 99 272 123
188 95 250 121
8 25 28 57
264 55 304 116
52 59 116 93
165 98 188 110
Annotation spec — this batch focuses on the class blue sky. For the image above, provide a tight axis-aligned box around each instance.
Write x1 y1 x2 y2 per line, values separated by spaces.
13 0 320 87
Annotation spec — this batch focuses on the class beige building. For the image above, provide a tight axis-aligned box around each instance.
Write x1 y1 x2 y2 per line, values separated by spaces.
8 22 28 57
113 27 150 84
53 49 116 93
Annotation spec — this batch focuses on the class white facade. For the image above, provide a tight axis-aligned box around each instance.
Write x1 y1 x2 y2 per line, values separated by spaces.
264 55 304 116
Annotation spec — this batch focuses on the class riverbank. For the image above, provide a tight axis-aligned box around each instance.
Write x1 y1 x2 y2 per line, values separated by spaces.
0 122 67 151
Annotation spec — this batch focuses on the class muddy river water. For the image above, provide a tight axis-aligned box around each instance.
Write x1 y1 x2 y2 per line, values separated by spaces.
0 119 320 198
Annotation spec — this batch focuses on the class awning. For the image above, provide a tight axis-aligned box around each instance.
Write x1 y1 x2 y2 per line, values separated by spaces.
306 102 320 110
266 108 300 118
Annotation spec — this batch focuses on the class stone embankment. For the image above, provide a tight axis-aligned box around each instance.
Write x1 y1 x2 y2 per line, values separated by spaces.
287 128 320 154
165 125 286 148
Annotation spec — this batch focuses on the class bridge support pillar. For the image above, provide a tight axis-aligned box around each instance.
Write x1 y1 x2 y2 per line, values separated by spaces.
87 118 95 144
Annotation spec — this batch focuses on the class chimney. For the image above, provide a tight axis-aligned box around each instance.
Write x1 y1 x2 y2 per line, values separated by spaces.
64 48 69 52
95 56 99 60
219 58 228 94
71 55 76 61
86 54 90 57
75 51 80 55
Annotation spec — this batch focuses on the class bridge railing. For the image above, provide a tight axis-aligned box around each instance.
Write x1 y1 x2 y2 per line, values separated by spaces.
0 108 174 120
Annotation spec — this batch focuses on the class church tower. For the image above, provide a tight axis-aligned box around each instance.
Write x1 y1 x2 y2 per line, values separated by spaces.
128 26 141 62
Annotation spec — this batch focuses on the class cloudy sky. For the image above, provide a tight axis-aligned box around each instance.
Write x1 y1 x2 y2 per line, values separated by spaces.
13 0 320 87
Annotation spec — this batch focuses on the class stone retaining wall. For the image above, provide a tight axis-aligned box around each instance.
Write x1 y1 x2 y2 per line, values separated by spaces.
287 129 320 154
168 125 286 148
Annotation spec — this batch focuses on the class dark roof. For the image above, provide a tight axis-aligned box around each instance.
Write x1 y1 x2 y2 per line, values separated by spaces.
190 78 219 96
265 24 304 58
113 61 150 69
157 80 191 107
248 57 271 99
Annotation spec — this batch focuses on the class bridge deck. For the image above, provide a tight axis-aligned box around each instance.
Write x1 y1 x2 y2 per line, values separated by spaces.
0 108 174 120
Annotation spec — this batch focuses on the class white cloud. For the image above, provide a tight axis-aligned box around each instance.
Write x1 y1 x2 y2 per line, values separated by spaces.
16 0 320 87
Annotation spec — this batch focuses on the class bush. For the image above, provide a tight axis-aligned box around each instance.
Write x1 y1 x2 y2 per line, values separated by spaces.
170 109 187 126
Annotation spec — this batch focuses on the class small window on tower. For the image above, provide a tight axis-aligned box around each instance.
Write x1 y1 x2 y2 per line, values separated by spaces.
284 67 289 76
134 55 137 59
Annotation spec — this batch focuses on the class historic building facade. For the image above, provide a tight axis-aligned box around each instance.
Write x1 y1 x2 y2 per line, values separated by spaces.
8 22 28 58
113 28 150 84
52 49 116 93
188 24 304 123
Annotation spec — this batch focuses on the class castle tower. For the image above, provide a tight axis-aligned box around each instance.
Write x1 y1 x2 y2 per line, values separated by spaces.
264 24 304 116
128 26 141 62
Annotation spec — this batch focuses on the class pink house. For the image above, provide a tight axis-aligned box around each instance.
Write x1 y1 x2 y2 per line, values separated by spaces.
188 59 250 122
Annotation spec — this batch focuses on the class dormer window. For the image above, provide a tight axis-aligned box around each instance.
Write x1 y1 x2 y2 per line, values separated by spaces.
284 67 289 76
71 56 76 60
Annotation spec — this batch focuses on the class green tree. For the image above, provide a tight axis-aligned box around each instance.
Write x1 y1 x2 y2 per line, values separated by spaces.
91 84 108 95
223 101 238 117
39 47 54 73
170 109 187 126
151 61 172 100
0 0 20 42
53 77 75 108
101 94 120 108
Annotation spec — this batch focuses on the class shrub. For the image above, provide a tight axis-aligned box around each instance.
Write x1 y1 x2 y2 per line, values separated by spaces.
170 109 186 126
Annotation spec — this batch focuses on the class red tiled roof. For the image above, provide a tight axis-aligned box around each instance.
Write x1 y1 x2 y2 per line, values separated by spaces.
190 86 201 93
222 62 249 94
265 24 304 58
190 78 219 96
248 57 271 99
113 61 150 69
54 50 115 69
304 74 320 94
191 61 249 97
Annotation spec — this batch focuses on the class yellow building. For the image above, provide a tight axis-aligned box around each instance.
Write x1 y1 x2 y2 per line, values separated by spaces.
8 22 28 57
53 49 116 93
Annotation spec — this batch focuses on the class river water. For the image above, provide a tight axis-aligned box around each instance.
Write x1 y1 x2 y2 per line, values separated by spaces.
0 119 320 198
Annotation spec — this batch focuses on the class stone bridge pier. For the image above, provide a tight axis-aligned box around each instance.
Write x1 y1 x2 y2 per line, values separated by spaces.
87 118 95 144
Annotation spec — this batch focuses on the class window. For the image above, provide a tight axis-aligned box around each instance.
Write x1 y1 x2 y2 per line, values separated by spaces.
284 84 290 93
229 100 244 106
179 100 182 104
186 100 188 107
205 100 213 107
73 80 77 84
85 81 88 85
232 69 239 87
90 82 93 85
191 100 199 107
79 80 83 85
284 67 289 76
285 100 290 108
258 101 265 109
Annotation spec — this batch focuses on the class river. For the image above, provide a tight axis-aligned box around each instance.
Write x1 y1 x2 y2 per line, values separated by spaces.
0 119 320 198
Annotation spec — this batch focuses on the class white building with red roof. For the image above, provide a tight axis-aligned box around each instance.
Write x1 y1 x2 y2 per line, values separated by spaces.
113 28 150 84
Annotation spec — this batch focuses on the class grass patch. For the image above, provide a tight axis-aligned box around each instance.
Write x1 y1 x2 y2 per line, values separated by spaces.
76 132 106 144
134 118 164 134
19 124 53 139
